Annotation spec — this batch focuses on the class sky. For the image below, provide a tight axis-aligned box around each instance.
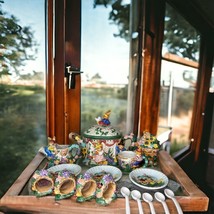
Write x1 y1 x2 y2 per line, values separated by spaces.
2 0 130 84
81 0 130 84
2 0 199 87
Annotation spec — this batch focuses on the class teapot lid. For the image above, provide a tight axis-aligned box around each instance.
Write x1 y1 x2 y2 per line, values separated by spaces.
83 110 122 140
83 124 122 139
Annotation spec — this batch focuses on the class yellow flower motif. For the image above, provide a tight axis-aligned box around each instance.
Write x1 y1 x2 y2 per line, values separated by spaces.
144 141 150 147
32 183 36 191
82 148 87 157
48 145 56 152
54 188 60 195
153 144 159 149
76 190 82 197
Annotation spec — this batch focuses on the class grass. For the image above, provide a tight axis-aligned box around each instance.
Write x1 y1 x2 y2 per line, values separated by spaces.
0 84 47 197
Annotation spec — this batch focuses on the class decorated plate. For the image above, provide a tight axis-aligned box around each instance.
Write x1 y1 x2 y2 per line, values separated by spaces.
85 165 122 182
47 164 81 176
129 168 168 190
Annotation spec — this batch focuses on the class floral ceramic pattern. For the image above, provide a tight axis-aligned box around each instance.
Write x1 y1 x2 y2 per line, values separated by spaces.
117 151 143 172
83 138 120 166
42 138 82 167
76 173 97 203
83 125 121 139
138 131 160 167
96 174 117 205
54 170 76 200
31 169 54 197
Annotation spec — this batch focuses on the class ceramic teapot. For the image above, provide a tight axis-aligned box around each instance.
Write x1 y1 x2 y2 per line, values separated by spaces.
72 110 122 166
69 111 160 168
138 131 160 167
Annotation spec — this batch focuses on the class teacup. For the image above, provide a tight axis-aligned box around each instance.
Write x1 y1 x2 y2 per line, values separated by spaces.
117 151 143 172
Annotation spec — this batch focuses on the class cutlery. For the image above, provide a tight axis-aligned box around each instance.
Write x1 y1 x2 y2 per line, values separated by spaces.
121 187 131 214
131 190 144 214
164 188 183 214
154 192 170 214
142 192 156 214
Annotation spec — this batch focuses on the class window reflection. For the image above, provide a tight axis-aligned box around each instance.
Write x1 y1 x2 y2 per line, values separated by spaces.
81 0 130 134
159 3 200 155
210 62 214 92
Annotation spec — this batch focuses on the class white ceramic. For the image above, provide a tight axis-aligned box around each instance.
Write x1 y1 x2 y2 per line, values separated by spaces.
154 192 170 214
47 164 81 176
85 165 122 182
129 168 168 190
117 151 143 172
121 187 131 214
142 193 156 214
164 189 183 214
131 190 144 214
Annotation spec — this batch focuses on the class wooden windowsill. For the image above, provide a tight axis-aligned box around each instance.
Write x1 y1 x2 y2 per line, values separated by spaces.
0 151 209 214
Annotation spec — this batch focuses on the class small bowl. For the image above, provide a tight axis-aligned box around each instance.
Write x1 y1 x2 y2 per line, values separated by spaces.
117 151 143 172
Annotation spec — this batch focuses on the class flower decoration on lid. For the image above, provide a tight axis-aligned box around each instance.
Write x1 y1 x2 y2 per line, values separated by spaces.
95 110 111 126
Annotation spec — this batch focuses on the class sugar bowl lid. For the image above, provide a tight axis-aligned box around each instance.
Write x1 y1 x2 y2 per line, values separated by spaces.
83 110 122 140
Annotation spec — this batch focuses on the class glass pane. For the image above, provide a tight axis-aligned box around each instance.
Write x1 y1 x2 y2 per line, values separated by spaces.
210 61 214 93
0 0 46 196
163 4 200 62
159 3 200 155
81 0 130 134
159 60 198 154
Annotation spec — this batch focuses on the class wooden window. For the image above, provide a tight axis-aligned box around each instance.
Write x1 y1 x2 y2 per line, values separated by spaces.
46 0 214 165
46 0 165 142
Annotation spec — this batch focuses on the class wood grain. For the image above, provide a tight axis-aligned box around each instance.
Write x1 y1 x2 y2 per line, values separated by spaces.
0 151 209 213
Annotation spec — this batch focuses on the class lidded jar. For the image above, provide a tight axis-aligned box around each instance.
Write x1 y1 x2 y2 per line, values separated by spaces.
83 110 122 166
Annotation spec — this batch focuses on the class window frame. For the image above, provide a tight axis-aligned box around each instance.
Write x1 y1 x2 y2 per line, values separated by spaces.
46 0 214 163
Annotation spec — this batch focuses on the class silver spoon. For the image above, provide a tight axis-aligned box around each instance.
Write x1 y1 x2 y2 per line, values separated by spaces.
142 192 156 214
164 189 183 214
131 190 144 214
154 192 170 214
121 187 131 214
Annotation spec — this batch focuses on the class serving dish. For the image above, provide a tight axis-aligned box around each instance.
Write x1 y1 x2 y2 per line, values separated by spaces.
47 164 82 176
85 165 122 182
129 168 168 190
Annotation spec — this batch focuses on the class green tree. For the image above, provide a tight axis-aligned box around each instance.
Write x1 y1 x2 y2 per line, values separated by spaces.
94 0 200 61
0 1 38 77
164 4 200 61
94 0 130 42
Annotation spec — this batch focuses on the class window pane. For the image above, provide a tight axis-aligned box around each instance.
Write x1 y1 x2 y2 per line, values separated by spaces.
163 4 200 62
159 3 200 155
159 60 198 154
0 0 46 196
210 61 214 93
81 0 130 134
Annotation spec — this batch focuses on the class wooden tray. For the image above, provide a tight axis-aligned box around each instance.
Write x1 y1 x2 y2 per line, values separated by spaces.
0 151 209 214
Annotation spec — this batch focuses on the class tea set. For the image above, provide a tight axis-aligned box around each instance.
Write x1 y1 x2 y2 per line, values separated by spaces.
30 110 180 209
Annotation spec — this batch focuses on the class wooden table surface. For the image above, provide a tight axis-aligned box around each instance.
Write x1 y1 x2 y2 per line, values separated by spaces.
0 150 209 214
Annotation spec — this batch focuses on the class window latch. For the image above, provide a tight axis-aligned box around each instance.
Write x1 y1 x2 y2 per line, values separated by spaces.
65 64 83 89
